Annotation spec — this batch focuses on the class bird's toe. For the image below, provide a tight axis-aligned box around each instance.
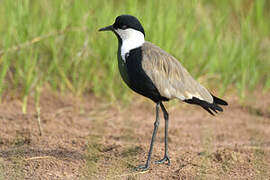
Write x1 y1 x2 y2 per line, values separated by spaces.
135 164 150 171
155 155 170 165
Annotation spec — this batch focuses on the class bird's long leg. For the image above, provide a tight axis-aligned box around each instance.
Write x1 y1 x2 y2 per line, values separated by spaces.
155 102 170 165
136 102 160 171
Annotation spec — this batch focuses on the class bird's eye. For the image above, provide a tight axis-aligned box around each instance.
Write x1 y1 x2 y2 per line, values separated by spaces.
121 25 128 29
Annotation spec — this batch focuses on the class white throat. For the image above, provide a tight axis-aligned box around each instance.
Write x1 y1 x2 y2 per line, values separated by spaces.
115 28 145 61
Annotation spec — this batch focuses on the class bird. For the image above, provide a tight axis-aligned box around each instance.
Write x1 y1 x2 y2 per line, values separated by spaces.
99 14 228 171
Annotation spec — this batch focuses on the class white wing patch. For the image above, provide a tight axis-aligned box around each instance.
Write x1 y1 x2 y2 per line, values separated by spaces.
185 92 203 100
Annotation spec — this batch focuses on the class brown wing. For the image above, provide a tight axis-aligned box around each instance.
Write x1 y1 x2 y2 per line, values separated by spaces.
141 41 213 103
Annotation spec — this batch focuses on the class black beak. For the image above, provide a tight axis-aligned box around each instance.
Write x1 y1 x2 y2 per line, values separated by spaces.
99 25 114 32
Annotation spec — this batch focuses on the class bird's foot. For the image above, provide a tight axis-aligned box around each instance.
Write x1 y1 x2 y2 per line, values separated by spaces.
135 163 150 171
155 155 170 165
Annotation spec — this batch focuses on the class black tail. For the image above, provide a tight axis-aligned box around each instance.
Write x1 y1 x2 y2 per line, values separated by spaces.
212 94 228 106
184 94 228 116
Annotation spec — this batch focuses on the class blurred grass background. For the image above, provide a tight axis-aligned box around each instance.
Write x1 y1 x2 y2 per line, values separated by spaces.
0 0 269 112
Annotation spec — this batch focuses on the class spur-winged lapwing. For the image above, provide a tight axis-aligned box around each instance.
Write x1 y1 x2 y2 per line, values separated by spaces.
99 14 228 171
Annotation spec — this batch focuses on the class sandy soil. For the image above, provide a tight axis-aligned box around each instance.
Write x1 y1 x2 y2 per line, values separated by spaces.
0 91 270 179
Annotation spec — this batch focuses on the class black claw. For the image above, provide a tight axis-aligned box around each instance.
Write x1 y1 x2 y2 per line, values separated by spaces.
155 156 170 165
135 164 150 171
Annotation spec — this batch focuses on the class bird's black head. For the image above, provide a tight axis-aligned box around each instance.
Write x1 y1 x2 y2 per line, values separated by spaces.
99 14 145 37
113 15 145 36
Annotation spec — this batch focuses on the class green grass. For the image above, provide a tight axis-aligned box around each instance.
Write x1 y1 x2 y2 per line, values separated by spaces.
0 0 269 111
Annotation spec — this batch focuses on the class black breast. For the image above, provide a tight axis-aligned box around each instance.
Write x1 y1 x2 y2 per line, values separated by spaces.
119 47 168 102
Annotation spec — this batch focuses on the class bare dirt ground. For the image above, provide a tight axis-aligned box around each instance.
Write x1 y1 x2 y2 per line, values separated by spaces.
0 90 270 179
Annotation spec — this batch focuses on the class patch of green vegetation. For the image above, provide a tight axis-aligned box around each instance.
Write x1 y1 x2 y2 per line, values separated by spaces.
120 146 143 169
0 159 4 180
0 156 26 180
84 136 143 178
119 128 137 142
13 130 31 147
196 126 215 178
121 146 143 158
252 148 268 179
84 135 104 175
0 0 269 111
213 149 241 173
103 145 144 178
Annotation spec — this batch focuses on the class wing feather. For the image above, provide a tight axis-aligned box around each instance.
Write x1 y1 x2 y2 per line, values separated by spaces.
141 41 213 103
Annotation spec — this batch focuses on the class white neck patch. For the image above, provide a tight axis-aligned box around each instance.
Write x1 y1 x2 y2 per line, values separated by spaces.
115 28 145 62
